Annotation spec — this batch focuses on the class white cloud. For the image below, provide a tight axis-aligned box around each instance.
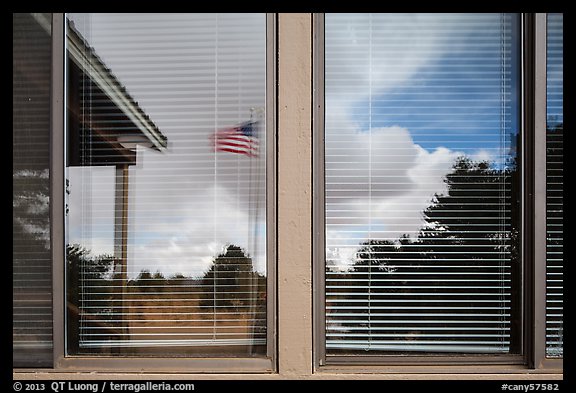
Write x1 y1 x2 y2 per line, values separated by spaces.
66 166 116 256
128 183 266 278
65 13 502 278
67 163 267 279
470 148 497 164
325 14 450 101
323 14 508 270
66 13 268 279
325 126 457 270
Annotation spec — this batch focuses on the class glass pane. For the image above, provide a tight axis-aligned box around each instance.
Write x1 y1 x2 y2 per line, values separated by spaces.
324 13 521 354
13 12 54 367
545 13 563 358
65 13 267 357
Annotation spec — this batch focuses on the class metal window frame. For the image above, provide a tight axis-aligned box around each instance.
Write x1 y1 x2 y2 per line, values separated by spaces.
529 13 563 371
312 12 326 369
312 12 562 372
51 12 66 370
47 12 278 373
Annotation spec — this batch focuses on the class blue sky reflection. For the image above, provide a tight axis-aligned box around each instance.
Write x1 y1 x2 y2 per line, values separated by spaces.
325 13 520 268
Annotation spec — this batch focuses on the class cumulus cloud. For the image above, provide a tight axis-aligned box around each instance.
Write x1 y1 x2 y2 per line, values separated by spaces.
66 13 267 279
325 14 451 102
325 125 458 268
66 13 508 277
68 156 267 279
129 182 266 278
323 13 515 269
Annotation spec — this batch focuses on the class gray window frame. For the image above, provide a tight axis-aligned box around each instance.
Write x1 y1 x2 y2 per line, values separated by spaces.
46 12 278 373
312 12 562 371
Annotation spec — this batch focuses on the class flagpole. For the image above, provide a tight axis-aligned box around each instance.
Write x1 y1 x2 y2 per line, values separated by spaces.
248 107 263 354
213 109 262 353
249 107 256 355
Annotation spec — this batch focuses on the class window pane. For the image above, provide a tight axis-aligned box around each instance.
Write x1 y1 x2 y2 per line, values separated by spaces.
65 13 267 357
13 13 54 367
546 13 563 358
324 13 521 354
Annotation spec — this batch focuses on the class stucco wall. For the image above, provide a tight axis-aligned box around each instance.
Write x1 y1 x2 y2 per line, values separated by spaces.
277 12 313 376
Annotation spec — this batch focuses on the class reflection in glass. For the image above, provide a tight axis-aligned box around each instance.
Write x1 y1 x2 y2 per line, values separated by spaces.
324 14 521 354
545 13 563 358
65 14 267 356
13 13 54 367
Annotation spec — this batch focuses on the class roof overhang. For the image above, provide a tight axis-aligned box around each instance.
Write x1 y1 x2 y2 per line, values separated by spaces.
66 21 167 152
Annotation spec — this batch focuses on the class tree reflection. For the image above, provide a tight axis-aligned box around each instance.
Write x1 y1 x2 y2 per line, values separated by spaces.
201 245 266 311
67 243 266 355
328 155 521 353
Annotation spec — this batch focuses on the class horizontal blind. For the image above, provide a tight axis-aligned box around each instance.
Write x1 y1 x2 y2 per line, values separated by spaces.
545 13 563 358
12 13 53 367
324 14 521 354
66 13 267 357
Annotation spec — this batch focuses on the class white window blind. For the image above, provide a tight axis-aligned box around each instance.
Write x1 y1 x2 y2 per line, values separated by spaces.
324 13 521 354
65 13 267 357
546 13 563 358
13 13 54 367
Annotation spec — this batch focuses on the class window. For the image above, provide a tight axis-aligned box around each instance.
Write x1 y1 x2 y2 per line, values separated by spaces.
62 13 274 364
545 13 563 358
318 13 523 359
12 13 562 376
13 13 54 368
